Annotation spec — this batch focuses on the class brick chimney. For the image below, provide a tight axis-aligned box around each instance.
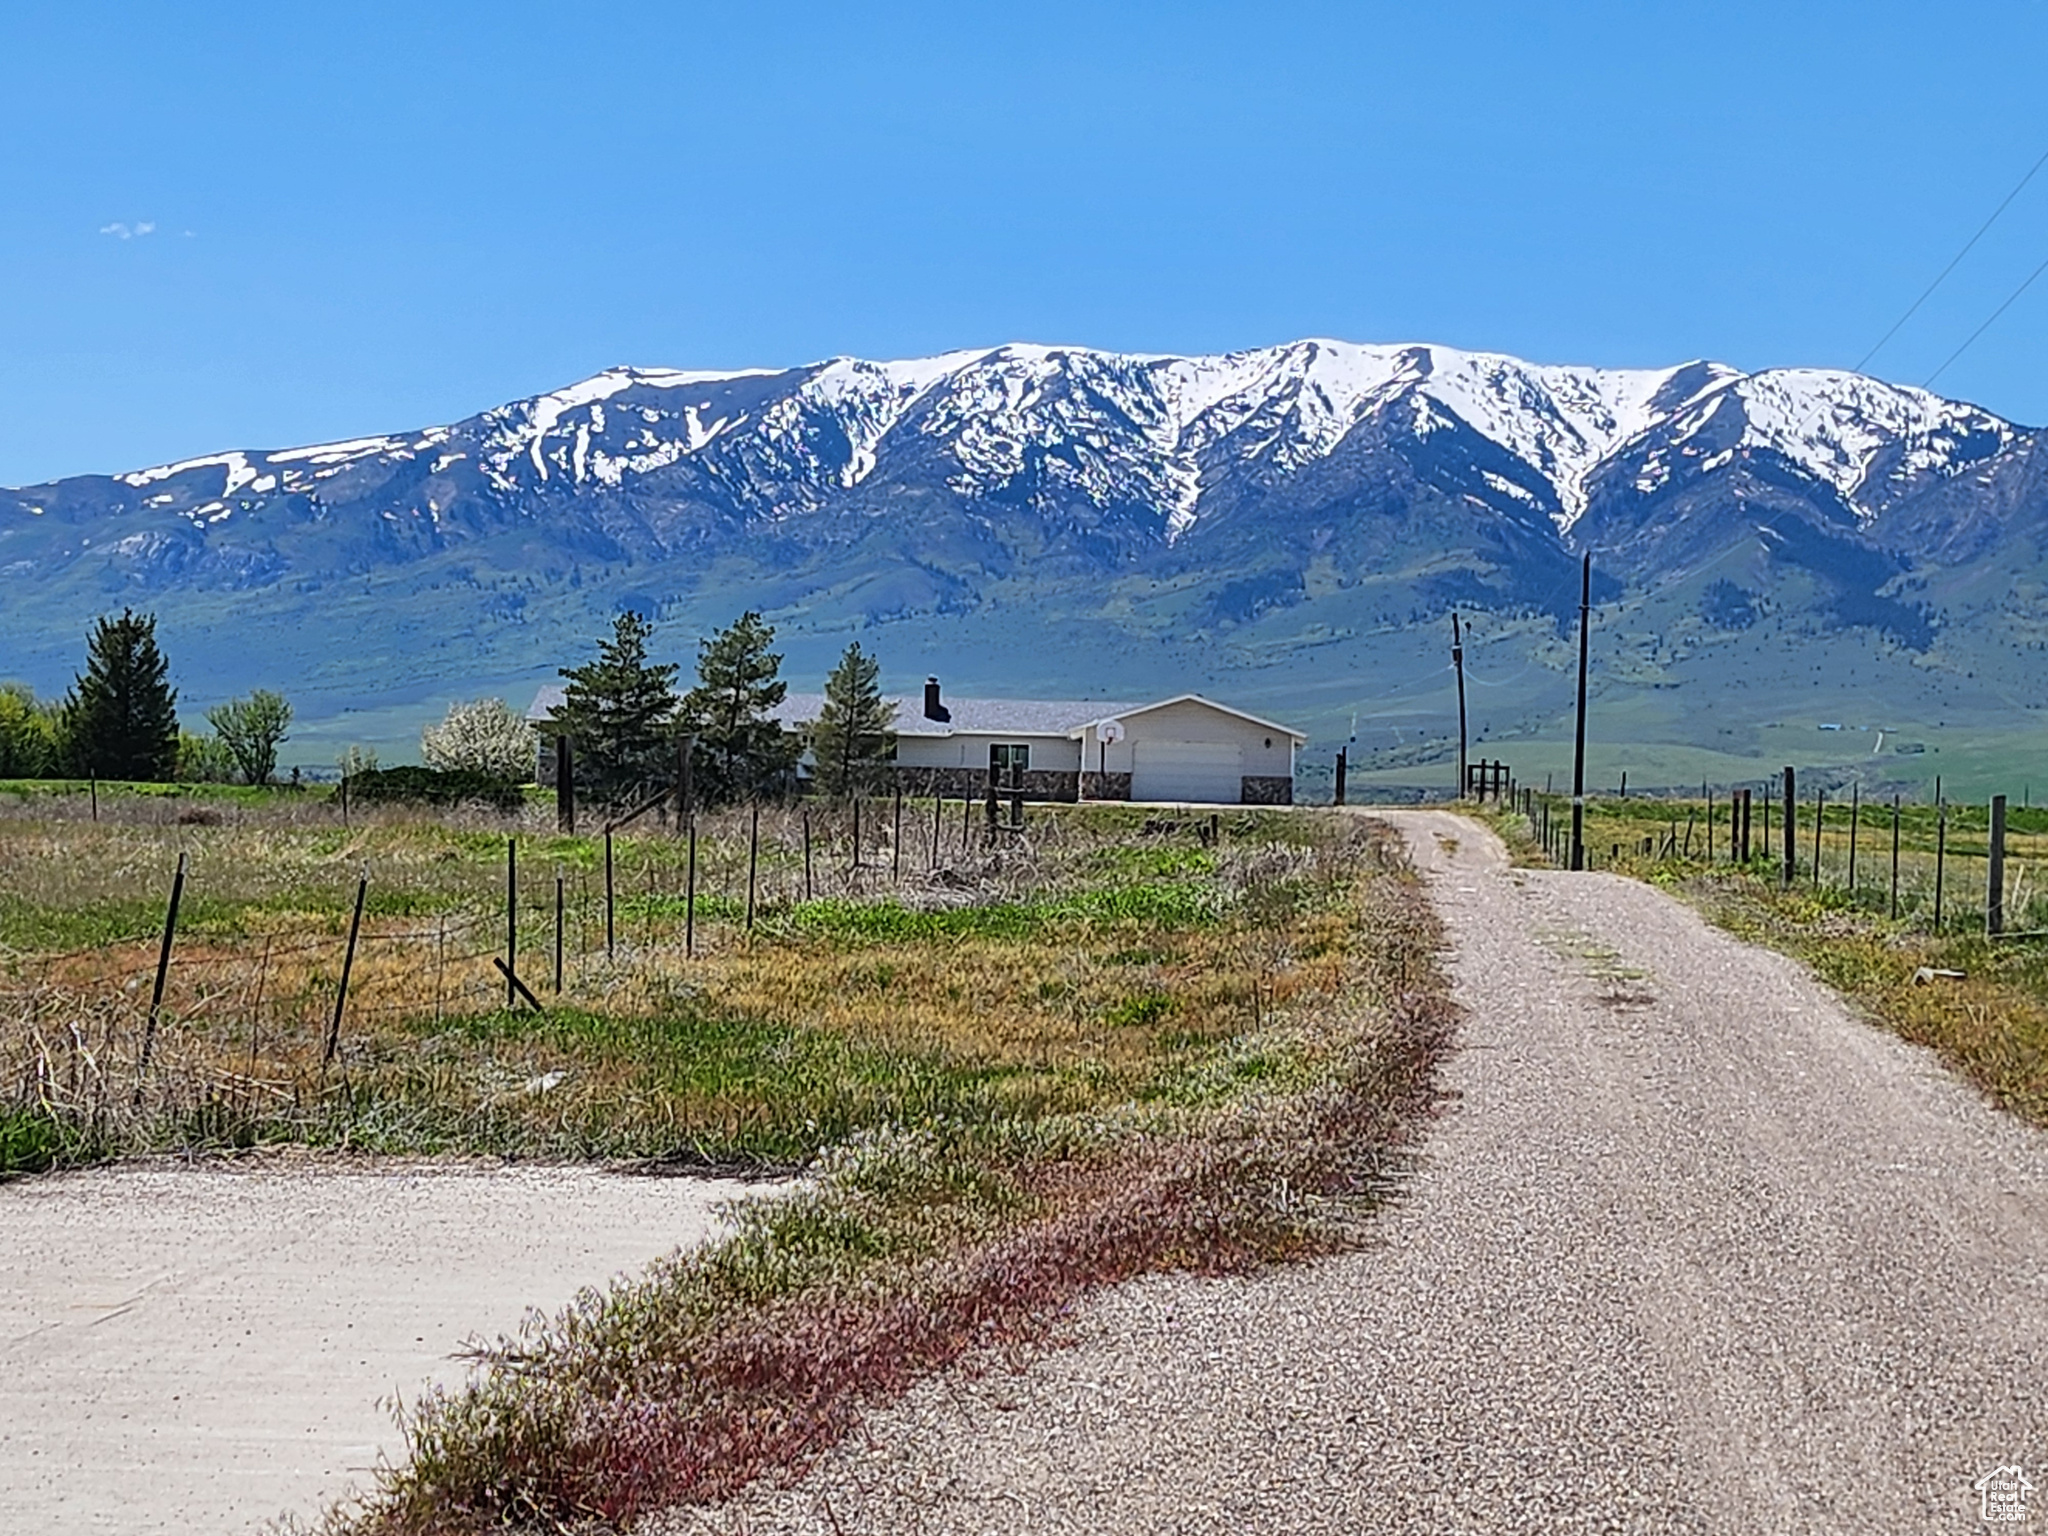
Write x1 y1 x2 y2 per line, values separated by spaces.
923 676 950 722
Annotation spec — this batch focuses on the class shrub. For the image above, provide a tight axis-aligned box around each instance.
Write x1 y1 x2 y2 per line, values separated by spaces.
176 731 238 784
341 766 525 813
421 698 536 783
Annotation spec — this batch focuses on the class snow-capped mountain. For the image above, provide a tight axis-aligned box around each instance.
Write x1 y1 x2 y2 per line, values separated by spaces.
49 339 2016 554
2 338 2042 758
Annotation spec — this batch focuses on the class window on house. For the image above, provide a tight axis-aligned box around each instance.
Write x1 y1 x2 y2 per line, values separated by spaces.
990 743 1029 786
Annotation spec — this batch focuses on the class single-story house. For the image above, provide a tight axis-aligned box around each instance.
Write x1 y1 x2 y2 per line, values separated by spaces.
783 679 1303 805
527 677 1304 805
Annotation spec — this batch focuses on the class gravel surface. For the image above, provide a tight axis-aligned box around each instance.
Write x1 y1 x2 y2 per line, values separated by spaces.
0 1159 763 1535
664 810 2048 1535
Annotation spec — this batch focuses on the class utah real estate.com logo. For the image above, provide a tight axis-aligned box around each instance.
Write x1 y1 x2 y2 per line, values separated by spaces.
1975 1464 2036 1523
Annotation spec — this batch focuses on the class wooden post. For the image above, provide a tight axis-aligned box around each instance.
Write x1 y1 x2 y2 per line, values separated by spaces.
554 872 564 994
1620 769 1627 799
1569 556 1590 871
1890 794 1901 920
1811 789 1825 889
676 734 694 834
893 789 903 882
985 764 999 846
851 797 862 880
746 803 759 930
604 829 615 957
134 851 187 1103
339 773 348 828
930 794 942 871
1934 791 1948 931
506 838 517 1007
1707 789 1714 863
1988 794 2007 937
323 871 367 1065
1451 611 1468 800
685 815 698 957
803 809 815 900
90 774 98 822
1847 784 1860 893
1334 748 1347 807
556 736 575 834
1782 767 1796 887
1762 780 1772 860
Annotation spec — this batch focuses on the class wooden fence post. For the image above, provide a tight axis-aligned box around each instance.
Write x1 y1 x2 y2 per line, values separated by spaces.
505 837 519 1007
1812 789 1825 889
1888 794 1900 919
1707 789 1715 863
1988 794 2008 937
90 774 99 822
604 829 615 957
676 735 694 834
746 803 760 931
685 815 698 958
1847 784 1859 893
556 736 575 834
134 851 187 1103
325 871 367 1066
893 789 903 883
1781 767 1796 887
930 795 942 871
1934 791 1948 931
554 871 564 994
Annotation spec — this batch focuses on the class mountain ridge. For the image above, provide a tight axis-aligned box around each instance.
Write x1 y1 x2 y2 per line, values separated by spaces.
3 338 2043 785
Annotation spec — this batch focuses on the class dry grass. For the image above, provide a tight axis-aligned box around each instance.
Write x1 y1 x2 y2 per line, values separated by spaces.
310 824 1452 1535
4 789 1457 1531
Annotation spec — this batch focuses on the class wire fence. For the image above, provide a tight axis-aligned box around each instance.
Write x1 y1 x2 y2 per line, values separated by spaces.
0 789 1155 1137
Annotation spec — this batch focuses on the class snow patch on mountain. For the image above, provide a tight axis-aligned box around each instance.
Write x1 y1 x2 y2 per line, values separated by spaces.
62 342 2025 550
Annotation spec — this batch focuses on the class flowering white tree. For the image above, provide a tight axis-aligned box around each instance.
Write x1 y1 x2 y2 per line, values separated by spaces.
420 698 537 782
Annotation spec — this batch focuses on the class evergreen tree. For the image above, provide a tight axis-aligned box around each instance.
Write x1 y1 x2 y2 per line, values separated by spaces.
206 689 293 785
63 610 179 781
547 611 679 801
679 611 799 804
809 642 896 799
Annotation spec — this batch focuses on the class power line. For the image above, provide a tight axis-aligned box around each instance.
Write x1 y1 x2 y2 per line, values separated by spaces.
1854 144 2048 375
1923 246 2048 388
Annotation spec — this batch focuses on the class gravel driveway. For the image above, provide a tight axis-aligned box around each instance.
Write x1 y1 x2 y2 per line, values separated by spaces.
670 809 2048 1534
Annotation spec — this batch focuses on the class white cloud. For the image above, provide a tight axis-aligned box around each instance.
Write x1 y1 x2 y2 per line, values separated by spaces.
99 221 157 240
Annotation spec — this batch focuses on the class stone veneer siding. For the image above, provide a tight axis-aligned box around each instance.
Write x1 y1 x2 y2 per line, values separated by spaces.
1240 775 1294 806
1078 772 1134 801
890 766 1080 802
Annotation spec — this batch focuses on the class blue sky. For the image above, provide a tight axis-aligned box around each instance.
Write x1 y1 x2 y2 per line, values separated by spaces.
5 0 2048 486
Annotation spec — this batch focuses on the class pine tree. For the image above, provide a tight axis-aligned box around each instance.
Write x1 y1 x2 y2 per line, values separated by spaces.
63 610 180 781
679 611 799 805
809 642 896 799
546 612 679 801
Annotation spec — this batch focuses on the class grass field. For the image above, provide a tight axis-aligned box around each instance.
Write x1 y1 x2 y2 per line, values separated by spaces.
1479 792 2048 1126
0 783 1452 1532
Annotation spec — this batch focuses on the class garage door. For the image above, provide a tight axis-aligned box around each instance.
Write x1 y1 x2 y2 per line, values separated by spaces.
1130 740 1242 804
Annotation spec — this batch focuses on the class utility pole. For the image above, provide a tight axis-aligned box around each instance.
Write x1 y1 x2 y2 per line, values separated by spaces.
1452 610 1468 800
1570 555 1590 871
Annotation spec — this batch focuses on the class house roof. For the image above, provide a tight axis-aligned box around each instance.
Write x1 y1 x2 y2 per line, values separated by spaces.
777 693 1145 738
527 684 1304 743
1081 694 1309 744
